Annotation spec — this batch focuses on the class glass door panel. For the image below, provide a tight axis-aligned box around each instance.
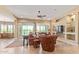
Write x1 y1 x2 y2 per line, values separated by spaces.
7 25 14 33
21 25 28 35
21 24 34 36
37 25 48 32
28 25 34 33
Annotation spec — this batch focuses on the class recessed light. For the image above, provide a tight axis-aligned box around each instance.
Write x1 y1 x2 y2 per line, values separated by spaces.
20 16 23 18
71 13 74 15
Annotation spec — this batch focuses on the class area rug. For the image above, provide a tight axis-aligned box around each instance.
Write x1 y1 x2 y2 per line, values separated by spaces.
6 39 23 48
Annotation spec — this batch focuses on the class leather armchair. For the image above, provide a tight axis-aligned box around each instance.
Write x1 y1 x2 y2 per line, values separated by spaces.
28 34 35 45
28 34 40 48
40 35 57 52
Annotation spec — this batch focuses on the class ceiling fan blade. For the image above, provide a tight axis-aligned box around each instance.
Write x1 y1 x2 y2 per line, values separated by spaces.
43 15 46 17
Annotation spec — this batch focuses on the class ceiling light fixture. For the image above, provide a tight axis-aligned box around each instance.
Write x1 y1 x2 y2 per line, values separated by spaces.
37 11 46 19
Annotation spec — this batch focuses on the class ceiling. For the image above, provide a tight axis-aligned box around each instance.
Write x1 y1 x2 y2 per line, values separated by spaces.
6 5 78 20
0 6 16 22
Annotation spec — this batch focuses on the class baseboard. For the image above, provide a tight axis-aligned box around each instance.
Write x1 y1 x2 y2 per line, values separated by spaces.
57 39 78 46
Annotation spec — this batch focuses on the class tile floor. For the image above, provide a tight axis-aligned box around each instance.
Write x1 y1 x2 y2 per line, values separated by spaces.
0 37 79 54
0 39 15 48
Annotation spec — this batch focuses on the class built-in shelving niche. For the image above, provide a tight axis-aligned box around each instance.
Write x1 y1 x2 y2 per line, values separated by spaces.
66 14 76 41
66 34 75 40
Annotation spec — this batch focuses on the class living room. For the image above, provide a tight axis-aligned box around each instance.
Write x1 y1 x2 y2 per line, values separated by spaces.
0 5 79 54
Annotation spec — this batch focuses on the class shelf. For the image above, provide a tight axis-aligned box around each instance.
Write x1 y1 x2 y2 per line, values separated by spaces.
65 32 76 34
66 15 76 41
66 34 75 40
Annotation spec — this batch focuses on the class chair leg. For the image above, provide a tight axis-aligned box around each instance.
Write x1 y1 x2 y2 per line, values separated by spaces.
26 43 28 46
23 39 25 46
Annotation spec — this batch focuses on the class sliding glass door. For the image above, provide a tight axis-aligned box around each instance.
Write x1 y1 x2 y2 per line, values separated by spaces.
20 24 48 36
7 25 14 33
21 24 34 36
37 25 48 32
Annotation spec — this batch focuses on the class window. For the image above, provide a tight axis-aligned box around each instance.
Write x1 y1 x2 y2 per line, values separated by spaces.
21 24 34 36
1 24 7 33
7 25 14 33
37 25 48 32
21 25 28 35
0 24 14 33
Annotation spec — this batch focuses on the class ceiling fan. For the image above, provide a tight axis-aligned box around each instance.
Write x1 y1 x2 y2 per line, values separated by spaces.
37 11 46 18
